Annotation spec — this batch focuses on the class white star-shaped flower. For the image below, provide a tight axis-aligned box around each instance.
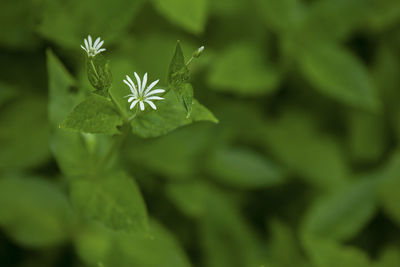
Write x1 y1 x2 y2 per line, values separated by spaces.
80 35 106 57
123 72 165 111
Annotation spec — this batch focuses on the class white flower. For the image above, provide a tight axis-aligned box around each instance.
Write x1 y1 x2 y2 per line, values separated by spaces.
80 35 106 57
123 72 165 111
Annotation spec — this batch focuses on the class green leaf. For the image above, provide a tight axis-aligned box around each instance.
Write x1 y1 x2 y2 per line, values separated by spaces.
168 41 189 88
167 41 193 116
267 220 310 267
150 0 208 34
75 220 192 267
380 152 400 226
87 54 113 92
124 124 214 178
300 177 380 242
165 181 208 218
375 246 400 267
200 186 266 267
70 171 148 232
47 49 83 127
261 110 350 190
0 82 17 107
303 237 372 267
300 0 370 42
367 0 400 32
208 43 280 96
61 94 123 135
206 146 286 188
0 97 50 171
255 0 304 33
131 90 217 138
38 0 144 49
347 111 387 163
0 175 75 248
298 42 379 110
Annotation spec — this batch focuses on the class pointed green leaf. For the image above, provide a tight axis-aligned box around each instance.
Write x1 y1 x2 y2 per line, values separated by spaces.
298 42 379 110
61 94 123 135
131 91 217 138
168 41 189 87
70 172 148 232
206 146 286 188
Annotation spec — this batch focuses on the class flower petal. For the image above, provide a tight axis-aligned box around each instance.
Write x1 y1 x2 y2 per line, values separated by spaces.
97 48 106 53
134 72 142 94
139 101 145 111
143 79 159 95
146 96 164 101
145 100 157 110
128 96 136 103
84 38 89 50
123 80 136 95
141 73 148 94
125 75 137 91
145 88 165 97
80 45 87 52
93 37 101 48
95 40 104 50
130 99 140 110
88 35 92 47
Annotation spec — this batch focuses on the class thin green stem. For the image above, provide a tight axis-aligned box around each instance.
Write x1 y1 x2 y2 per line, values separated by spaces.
185 56 194 66
90 59 100 79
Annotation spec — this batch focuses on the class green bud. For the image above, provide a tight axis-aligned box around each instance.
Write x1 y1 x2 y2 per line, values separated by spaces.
192 46 205 58
86 54 112 93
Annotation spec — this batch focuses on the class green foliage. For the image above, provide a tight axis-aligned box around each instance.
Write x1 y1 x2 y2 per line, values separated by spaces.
298 42 379 110
208 43 280 96
300 177 380 241
150 0 208 34
70 172 148 232
61 94 123 135
0 175 75 248
206 146 286 188
131 90 217 138
3 0 400 266
86 55 113 92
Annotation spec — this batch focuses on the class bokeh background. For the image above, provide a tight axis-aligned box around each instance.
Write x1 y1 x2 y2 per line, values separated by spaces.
1 0 400 266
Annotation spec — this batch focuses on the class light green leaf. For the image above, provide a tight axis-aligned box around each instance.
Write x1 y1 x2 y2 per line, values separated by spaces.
0 97 50 171
206 146 286 188
167 41 192 117
0 175 75 248
166 181 209 217
61 94 123 135
208 43 280 96
47 49 83 127
150 0 208 34
300 177 380 242
70 171 148 232
87 54 112 92
131 90 217 138
303 237 372 267
255 0 304 32
298 42 379 110
75 219 192 267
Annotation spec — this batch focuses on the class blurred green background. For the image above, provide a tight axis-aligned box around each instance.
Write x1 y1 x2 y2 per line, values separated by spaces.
2 0 400 266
